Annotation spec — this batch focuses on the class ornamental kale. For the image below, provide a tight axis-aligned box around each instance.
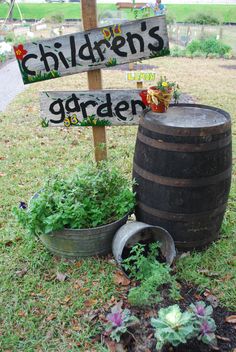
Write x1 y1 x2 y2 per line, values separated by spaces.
151 305 197 350
189 301 213 318
197 318 217 346
151 302 217 351
105 302 139 342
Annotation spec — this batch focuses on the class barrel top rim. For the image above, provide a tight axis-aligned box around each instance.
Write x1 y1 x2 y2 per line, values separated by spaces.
143 104 231 130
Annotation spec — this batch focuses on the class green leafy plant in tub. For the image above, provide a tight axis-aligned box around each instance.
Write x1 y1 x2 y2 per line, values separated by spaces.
13 162 136 235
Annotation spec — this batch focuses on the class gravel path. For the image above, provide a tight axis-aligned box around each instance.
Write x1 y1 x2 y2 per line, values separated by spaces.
0 60 26 112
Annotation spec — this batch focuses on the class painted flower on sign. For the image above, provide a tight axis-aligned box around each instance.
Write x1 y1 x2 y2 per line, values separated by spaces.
102 28 111 40
113 24 122 36
71 114 79 125
64 118 71 127
14 44 28 61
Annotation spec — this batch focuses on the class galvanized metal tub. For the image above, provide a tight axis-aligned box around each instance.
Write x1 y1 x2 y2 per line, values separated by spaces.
112 221 176 266
39 213 129 258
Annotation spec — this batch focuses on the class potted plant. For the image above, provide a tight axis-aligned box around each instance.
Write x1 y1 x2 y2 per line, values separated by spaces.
139 76 180 113
13 162 136 258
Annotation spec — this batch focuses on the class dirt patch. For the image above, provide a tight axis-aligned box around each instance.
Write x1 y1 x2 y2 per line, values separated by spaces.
219 65 236 70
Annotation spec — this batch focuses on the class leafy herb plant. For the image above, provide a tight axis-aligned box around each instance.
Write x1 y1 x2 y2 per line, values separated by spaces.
13 162 135 235
104 302 139 342
122 243 181 306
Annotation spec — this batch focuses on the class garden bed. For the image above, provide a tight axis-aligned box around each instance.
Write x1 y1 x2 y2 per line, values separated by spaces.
102 283 236 352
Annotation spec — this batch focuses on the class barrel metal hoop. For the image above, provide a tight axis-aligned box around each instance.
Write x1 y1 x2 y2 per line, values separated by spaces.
139 118 231 137
137 131 231 152
138 202 227 221
133 162 232 187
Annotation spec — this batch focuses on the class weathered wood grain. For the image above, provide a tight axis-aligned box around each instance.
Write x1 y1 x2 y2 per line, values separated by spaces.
40 89 147 127
14 16 169 84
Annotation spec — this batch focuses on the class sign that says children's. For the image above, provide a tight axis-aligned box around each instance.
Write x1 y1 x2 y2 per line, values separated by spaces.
14 16 169 85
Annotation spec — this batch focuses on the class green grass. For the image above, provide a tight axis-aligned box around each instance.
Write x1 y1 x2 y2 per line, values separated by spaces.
0 57 236 350
0 3 235 23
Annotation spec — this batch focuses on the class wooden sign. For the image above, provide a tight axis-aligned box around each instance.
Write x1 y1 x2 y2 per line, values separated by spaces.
40 90 147 127
14 16 169 85
126 71 156 82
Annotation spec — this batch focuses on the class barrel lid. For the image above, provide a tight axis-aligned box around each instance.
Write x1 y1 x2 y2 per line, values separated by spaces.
144 104 230 130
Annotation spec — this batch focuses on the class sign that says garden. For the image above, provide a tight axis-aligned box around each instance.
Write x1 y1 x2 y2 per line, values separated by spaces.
14 16 169 84
40 90 147 127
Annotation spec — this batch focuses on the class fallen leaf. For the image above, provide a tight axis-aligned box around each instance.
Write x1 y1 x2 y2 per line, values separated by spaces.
203 289 213 297
179 252 190 259
75 261 83 268
0 156 5 160
194 293 203 300
114 270 130 286
225 315 236 324
60 295 72 305
84 299 98 307
16 268 28 278
73 279 84 289
103 338 117 352
206 294 219 308
216 335 231 342
18 310 26 317
56 272 68 282
220 274 233 282
46 314 56 321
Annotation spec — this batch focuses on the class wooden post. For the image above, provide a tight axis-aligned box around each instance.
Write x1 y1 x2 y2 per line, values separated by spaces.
137 81 143 89
81 0 107 162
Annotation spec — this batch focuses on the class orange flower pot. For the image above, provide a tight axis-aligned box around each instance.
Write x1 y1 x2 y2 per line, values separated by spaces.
150 102 166 113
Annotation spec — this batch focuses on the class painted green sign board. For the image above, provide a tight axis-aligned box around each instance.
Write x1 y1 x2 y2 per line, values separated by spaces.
14 16 169 84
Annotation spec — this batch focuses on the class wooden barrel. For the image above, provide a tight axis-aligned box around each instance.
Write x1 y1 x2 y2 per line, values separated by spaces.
133 104 232 250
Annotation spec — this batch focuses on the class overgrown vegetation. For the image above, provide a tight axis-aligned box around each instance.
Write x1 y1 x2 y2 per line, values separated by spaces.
171 38 232 58
187 13 220 25
14 162 135 234
122 243 181 306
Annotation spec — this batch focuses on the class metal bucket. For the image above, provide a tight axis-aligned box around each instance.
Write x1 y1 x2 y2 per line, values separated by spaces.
39 213 129 258
112 221 176 266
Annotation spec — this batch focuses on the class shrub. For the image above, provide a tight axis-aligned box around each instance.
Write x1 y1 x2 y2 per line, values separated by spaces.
187 13 220 25
13 162 136 235
186 38 231 57
48 12 64 23
170 46 186 57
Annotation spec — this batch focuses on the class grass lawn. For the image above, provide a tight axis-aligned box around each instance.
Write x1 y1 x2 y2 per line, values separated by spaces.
0 3 236 23
0 57 236 351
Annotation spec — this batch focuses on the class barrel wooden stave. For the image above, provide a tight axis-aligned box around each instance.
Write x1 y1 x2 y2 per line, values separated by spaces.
133 104 232 250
